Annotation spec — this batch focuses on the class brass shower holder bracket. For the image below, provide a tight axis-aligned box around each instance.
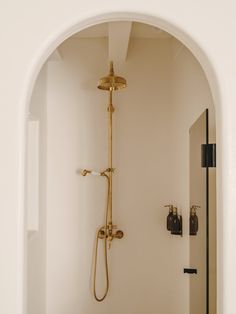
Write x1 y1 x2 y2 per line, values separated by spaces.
80 168 115 177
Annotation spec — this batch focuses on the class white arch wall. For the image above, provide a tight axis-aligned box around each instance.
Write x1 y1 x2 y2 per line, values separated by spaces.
0 2 236 314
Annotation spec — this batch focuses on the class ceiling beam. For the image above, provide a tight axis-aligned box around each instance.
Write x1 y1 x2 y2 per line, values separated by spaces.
108 22 132 63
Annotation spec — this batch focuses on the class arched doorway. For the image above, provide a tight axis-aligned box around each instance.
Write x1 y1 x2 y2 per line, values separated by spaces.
20 12 221 314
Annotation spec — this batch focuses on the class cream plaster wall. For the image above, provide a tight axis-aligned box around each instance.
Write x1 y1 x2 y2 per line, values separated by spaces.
27 65 47 314
27 34 215 314
1 2 236 314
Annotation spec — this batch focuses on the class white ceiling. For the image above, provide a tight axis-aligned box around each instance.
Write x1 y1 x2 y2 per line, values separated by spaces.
73 22 172 39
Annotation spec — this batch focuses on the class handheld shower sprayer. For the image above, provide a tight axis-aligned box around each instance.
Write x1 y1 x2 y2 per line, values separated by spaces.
80 62 126 302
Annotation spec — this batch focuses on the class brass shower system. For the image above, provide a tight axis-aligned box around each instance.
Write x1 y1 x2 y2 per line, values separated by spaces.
80 62 127 301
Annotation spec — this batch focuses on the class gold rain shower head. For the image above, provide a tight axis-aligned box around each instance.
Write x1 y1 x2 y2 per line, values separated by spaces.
97 61 127 91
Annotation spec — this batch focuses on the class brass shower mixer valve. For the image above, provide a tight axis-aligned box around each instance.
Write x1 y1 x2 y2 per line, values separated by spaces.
98 223 124 248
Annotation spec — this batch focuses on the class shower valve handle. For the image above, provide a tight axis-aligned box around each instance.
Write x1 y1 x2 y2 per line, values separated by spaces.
114 230 124 239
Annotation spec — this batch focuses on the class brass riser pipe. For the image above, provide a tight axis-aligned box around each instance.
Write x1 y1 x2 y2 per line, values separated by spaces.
108 90 114 225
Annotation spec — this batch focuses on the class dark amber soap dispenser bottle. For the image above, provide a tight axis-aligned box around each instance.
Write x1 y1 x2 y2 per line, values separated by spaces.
171 207 182 236
189 205 200 235
165 205 174 231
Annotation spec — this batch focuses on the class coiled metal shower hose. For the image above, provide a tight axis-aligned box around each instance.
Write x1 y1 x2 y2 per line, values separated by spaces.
93 172 110 302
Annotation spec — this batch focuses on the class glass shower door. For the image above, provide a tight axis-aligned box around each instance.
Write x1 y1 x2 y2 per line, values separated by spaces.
189 109 216 314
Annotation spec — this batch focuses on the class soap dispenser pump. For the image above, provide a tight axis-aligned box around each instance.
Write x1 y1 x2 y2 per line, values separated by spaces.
165 205 174 231
189 205 200 235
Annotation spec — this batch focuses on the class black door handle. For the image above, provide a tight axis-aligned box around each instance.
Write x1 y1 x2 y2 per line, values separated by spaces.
184 268 197 274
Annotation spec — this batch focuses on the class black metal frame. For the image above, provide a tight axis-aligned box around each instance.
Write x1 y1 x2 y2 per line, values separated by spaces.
206 108 209 314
